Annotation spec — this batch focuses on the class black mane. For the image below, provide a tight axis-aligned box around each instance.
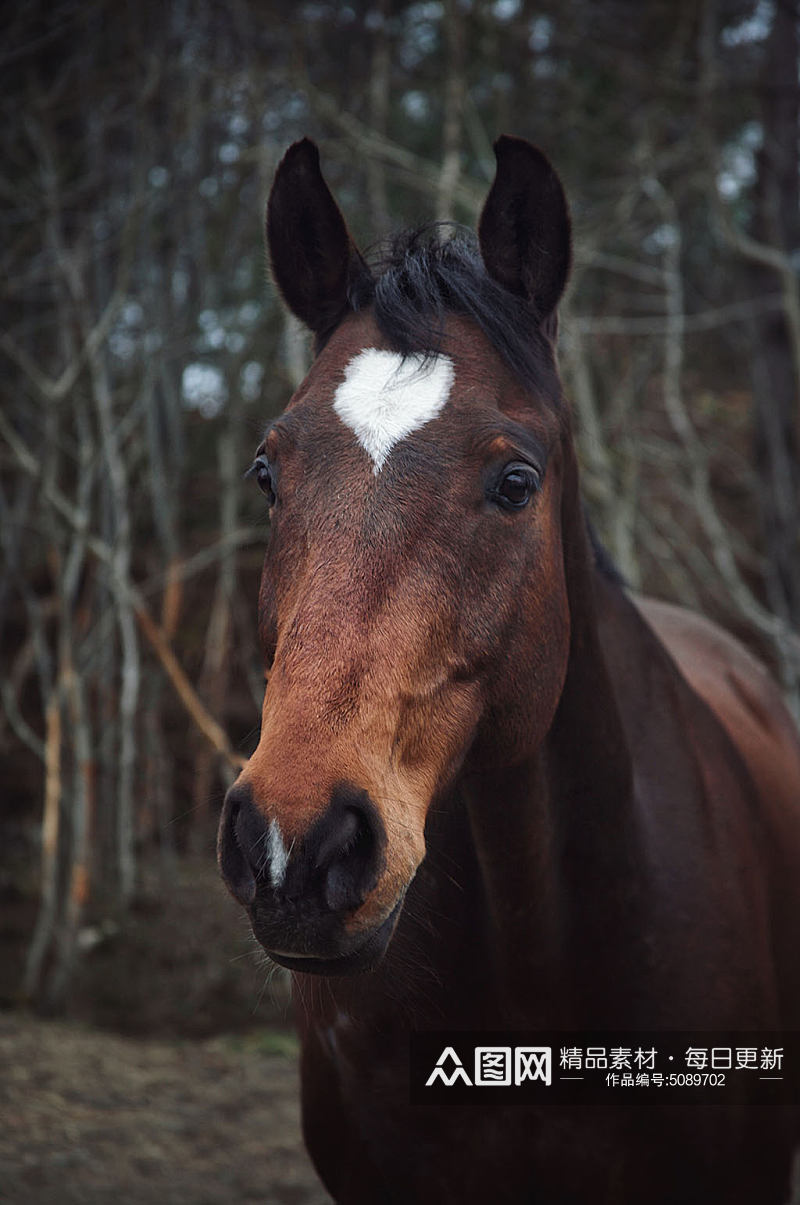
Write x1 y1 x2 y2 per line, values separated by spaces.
348 227 563 410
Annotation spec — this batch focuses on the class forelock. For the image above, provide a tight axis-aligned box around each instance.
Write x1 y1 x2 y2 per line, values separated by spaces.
346 226 563 410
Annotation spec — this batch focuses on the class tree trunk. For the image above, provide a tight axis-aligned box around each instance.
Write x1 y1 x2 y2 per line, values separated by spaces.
747 2 800 636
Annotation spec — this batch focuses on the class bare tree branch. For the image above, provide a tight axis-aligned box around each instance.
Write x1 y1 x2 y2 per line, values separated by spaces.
646 173 800 715
0 412 247 772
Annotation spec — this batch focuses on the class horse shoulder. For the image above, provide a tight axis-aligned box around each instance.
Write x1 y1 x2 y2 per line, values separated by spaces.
633 595 800 820
622 594 800 1024
634 596 800 1009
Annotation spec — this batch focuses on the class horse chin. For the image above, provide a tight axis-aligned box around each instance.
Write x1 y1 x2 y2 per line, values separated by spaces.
258 896 405 978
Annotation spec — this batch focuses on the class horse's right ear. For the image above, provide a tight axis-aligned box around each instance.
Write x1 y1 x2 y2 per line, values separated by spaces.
266 139 370 338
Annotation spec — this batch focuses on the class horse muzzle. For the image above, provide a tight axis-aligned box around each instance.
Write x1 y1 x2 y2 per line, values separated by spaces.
217 779 403 975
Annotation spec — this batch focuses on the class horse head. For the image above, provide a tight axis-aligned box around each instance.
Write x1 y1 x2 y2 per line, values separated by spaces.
218 136 575 974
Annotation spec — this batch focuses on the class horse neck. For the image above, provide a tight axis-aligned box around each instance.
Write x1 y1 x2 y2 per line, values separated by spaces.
458 435 644 1025
547 434 634 817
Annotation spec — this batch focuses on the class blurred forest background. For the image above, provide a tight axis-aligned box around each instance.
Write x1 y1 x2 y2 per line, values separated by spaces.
2 0 800 1029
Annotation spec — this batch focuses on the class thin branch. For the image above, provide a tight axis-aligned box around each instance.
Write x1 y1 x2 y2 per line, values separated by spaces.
646 173 800 714
570 294 785 336
23 688 62 999
0 678 45 760
712 197 800 396
134 604 246 773
0 287 123 403
436 0 466 222
308 87 484 216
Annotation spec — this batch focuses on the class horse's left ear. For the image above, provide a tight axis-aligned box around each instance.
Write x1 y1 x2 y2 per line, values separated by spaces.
266 139 371 338
478 136 571 325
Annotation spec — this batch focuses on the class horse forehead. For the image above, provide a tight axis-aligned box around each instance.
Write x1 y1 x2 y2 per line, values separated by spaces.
331 348 455 473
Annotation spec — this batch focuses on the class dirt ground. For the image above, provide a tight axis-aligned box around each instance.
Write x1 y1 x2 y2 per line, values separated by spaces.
0 1013 332 1205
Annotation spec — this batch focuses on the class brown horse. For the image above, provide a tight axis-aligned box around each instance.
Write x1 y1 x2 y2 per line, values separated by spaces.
218 136 800 1204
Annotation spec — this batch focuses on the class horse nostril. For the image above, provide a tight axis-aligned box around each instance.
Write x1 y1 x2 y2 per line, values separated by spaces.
219 782 386 918
217 783 266 906
313 790 386 914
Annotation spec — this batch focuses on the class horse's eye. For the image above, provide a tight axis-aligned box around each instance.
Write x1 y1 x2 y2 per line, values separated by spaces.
494 465 539 510
249 455 276 506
